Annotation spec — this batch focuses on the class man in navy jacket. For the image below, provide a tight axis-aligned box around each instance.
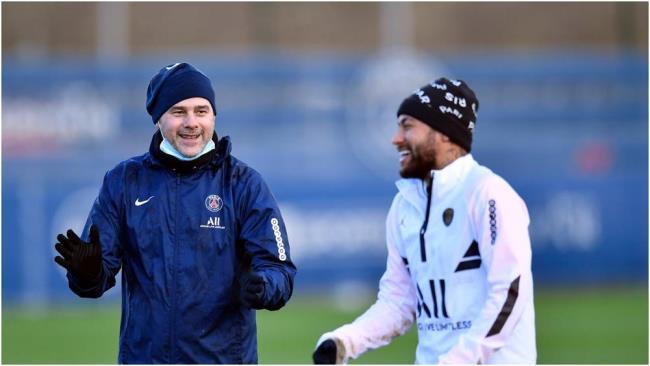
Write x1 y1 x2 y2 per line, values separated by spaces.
54 62 297 363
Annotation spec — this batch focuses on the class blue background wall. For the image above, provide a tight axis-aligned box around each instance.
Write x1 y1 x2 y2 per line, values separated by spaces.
3 52 647 304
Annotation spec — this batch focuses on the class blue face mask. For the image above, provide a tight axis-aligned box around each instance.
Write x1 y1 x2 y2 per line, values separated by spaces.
160 135 215 161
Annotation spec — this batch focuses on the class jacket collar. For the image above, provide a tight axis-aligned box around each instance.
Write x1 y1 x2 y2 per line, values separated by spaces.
147 130 231 174
395 154 477 207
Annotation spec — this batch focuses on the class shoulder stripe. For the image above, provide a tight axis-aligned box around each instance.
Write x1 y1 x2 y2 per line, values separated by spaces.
486 275 520 337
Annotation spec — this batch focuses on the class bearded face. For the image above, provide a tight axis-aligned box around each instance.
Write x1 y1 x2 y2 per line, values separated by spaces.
393 115 444 180
398 136 438 179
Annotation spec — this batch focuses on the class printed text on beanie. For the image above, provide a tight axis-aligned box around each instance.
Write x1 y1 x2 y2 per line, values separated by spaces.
396 78 479 152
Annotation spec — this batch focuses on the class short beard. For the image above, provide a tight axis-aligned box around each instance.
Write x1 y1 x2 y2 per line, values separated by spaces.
399 147 437 180
399 159 432 180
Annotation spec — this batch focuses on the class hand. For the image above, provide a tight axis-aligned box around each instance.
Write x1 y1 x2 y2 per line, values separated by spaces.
54 225 103 286
313 339 338 364
239 271 265 309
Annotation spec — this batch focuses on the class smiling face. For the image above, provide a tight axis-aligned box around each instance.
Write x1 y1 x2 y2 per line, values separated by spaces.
392 114 448 180
157 97 215 158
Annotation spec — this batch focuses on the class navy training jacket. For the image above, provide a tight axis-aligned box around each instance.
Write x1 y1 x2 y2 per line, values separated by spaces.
67 131 297 363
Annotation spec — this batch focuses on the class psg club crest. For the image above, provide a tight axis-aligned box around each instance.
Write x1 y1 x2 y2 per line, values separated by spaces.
443 208 454 226
205 194 223 212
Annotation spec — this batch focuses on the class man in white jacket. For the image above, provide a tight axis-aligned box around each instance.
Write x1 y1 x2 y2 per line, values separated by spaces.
313 78 536 364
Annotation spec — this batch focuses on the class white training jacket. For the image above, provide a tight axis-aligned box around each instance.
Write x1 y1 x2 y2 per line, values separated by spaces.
317 154 536 364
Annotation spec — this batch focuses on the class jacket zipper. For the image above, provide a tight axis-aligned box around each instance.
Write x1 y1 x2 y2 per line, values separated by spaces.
419 174 433 262
170 172 180 362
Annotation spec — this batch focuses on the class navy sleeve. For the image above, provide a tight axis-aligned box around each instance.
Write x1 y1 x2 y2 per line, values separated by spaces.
238 168 297 310
67 170 124 298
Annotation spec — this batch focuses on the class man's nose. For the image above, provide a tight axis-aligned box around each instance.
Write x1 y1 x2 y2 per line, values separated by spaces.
392 129 404 146
183 113 200 128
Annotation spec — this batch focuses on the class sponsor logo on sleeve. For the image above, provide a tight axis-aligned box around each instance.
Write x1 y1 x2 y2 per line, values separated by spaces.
489 199 497 244
271 218 287 261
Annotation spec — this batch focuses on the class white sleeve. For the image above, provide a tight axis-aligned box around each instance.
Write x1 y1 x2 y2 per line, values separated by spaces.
438 176 534 364
315 198 417 364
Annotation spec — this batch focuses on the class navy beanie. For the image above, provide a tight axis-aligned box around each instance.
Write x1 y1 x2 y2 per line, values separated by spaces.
146 62 216 124
397 78 479 152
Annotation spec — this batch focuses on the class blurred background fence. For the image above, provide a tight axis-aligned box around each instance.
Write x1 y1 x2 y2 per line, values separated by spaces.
2 2 648 364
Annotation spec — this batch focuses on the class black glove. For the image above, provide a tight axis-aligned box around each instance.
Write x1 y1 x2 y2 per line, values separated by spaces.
239 271 266 309
313 339 338 364
54 225 103 286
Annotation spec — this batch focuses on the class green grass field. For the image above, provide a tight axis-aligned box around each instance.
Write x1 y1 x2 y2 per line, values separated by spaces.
3 286 647 364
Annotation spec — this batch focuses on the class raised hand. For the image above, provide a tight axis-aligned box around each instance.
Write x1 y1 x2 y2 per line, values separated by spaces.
54 225 103 285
